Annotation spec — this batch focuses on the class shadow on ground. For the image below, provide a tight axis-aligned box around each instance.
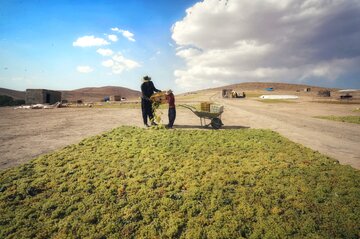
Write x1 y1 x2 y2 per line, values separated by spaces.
174 125 249 130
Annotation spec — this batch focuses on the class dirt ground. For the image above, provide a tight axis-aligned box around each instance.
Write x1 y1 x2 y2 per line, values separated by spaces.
1 93 359 170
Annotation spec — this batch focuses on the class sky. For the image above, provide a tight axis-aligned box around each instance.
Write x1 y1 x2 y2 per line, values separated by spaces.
0 0 359 93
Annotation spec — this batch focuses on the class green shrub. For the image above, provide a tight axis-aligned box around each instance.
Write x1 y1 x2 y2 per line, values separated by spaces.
0 95 14 106
0 95 25 107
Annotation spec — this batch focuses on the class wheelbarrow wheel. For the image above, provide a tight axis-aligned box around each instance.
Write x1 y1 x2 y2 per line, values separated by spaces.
211 118 223 129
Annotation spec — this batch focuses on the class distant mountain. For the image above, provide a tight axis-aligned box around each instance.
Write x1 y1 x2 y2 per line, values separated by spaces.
0 82 341 103
61 86 141 102
216 82 338 92
0 86 141 102
0 88 25 100
180 82 338 96
221 82 339 91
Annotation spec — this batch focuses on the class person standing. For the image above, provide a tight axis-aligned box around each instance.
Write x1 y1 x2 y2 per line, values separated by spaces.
141 75 161 127
165 89 176 129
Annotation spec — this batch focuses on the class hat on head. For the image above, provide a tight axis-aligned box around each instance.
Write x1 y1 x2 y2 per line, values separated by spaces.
166 89 173 94
143 75 151 81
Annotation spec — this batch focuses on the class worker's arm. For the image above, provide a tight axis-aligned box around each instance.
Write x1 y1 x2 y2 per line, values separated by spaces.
150 81 161 92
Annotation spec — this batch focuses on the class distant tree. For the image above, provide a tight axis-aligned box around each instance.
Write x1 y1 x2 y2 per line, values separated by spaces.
14 99 25 105
0 95 14 106
0 95 25 106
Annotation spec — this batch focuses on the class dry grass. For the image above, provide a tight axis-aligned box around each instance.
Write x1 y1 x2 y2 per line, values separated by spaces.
311 100 360 105
314 116 360 124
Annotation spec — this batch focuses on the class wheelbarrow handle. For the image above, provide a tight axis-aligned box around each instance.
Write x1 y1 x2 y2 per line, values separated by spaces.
178 104 197 113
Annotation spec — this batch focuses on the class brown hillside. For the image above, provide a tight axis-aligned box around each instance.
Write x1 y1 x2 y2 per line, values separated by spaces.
0 88 25 100
178 82 340 98
0 86 141 103
177 82 346 100
61 86 141 102
213 82 338 92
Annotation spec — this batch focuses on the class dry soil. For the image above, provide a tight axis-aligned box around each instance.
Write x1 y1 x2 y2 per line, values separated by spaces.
0 93 359 170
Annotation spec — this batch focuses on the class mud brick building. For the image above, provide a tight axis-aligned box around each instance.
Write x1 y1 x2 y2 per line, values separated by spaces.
25 89 62 105
110 95 121 101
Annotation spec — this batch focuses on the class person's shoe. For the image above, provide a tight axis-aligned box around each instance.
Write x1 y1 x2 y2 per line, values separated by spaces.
151 122 158 126
144 124 150 128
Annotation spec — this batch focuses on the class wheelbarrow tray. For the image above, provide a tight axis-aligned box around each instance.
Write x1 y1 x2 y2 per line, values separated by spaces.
193 111 222 119
179 104 224 129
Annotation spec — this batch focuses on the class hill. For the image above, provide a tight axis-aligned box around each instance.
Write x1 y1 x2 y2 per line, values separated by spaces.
0 82 350 103
61 86 141 102
211 82 360 100
213 82 338 92
0 86 141 103
0 88 25 100
177 82 342 100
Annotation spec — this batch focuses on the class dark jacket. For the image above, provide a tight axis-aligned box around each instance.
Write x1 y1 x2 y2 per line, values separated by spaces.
141 81 160 99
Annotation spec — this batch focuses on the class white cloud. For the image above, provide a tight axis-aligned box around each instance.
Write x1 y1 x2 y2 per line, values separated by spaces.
108 34 118 42
100 53 141 74
176 48 201 59
76 66 94 73
172 0 360 90
112 53 140 69
96 48 114 56
112 64 125 74
73 35 110 47
121 30 135 42
111 27 136 42
102 59 114 68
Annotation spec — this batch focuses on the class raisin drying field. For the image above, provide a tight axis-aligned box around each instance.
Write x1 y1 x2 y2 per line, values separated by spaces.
1 90 360 170
1 127 359 238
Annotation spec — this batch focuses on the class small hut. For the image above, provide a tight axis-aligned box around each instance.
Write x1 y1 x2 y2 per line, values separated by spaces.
25 89 61 105
110 95 121 101
338 90 359 100
318 90 331 97
222 89 233 98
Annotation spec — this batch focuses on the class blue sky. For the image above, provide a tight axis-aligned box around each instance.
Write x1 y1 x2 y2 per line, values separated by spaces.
1 0 359 93
0 0 198 92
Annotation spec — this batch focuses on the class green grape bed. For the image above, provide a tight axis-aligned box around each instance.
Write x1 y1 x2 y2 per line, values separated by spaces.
0 127 359 238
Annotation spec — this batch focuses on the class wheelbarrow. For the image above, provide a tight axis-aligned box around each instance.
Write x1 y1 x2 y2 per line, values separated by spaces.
179 104 224 129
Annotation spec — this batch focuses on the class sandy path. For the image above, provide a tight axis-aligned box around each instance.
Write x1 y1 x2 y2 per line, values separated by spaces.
0 108 143 169
0 106 212 170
